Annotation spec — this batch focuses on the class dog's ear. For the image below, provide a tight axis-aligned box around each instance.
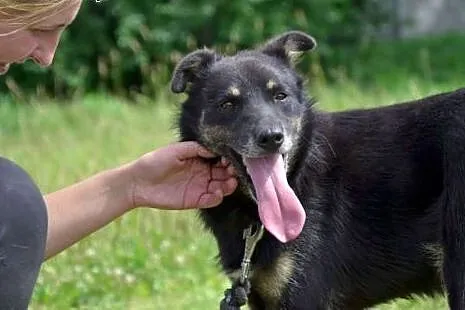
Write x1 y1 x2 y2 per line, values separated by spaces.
259 31 316 65
171 49 220 93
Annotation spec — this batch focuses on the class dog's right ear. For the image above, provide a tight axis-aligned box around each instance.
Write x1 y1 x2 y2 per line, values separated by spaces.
259 31 316 66
171 49 220 93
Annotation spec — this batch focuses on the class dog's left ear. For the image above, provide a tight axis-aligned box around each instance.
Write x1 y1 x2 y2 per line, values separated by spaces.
171 49 221 93
259 31 317 65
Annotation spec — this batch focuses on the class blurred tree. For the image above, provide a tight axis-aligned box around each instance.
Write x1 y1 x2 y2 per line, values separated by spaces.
0 0 387 101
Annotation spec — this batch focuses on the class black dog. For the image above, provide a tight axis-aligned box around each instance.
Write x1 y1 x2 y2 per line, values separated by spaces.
171 30 465 309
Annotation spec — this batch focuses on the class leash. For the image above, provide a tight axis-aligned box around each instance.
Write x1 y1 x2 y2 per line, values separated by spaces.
220 223 265 310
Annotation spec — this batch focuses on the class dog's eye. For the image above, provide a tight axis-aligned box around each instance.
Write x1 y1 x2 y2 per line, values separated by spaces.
219 101 234 110
274 92 287 101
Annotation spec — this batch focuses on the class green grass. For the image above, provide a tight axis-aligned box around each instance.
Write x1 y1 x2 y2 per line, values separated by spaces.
5 33 465 310
318 32 465 90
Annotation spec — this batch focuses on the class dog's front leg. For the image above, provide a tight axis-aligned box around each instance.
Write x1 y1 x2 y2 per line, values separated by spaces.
442 136 465 310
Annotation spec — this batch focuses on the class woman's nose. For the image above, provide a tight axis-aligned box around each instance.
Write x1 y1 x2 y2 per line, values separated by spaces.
31 31 62 67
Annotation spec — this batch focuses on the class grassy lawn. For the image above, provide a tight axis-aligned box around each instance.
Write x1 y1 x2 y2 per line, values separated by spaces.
4 33 465 310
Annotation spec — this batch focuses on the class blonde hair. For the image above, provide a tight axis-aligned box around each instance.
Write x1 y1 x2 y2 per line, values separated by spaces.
0 0 77 29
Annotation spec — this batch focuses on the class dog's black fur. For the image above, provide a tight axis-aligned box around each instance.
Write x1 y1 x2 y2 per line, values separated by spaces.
171 31 465 309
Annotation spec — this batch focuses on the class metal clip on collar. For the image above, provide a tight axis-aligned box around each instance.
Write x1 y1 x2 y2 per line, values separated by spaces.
240 223 265 284
220 223 265 310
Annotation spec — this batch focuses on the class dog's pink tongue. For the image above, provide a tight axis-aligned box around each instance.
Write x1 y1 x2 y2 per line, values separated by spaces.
243 155 306 243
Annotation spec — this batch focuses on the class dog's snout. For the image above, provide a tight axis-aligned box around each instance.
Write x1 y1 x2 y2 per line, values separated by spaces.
257 129 284 152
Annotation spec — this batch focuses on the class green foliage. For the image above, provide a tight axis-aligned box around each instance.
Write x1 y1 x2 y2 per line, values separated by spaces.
1 0 386 100
325 32 465 88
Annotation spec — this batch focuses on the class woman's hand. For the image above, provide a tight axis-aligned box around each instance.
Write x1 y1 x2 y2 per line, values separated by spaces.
44 141 237 259
128 141 238 210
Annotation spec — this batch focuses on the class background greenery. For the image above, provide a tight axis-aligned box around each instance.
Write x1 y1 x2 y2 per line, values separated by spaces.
2 0 388 100
1 0 464 309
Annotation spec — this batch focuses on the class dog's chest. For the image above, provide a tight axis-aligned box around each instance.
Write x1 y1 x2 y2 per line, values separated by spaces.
226 252 296 309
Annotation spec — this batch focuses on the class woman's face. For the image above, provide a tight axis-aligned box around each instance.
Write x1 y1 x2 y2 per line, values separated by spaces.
0 0 82 74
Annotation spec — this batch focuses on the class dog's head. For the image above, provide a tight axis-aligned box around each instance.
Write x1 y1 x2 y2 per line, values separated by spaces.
172 31 316 242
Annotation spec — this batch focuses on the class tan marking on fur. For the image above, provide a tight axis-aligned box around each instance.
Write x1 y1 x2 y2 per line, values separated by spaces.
285 116 303 169
199 110 206 127
251 252 295 310
286 50 304 64
291 116 303 133
422 243 444 270
267 80 277 90
226 268 244 282
422 243 447 292
199 124 234 143
228 86 241 96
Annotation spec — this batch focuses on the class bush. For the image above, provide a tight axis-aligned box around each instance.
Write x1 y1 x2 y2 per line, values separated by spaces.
1 0 387 101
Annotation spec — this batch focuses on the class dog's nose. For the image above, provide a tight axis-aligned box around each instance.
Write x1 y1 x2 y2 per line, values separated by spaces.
257 129 284 152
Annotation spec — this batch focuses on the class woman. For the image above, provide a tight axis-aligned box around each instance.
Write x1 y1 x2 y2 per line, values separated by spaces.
0 0 238 308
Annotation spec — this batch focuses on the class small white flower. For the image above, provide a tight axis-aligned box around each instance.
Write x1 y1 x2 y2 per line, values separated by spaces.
85 248 96 257
160 240 171 250
175 255 185 265
125 274 136 284
113 267 124 276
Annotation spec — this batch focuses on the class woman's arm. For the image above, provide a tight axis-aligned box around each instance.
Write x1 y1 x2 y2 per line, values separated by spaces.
44 165 131 260
43 141 237 260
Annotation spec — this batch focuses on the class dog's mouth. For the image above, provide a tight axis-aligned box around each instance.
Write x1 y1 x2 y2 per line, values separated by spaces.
229 150 306 243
